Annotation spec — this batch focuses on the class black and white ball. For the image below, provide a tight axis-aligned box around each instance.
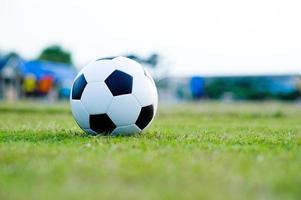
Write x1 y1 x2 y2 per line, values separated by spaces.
70 56 158 136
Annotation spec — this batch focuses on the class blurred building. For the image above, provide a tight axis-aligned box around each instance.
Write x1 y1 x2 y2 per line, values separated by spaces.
0 54 22 100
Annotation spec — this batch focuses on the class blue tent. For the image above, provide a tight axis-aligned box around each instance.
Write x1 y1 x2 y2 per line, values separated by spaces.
18 60 78 98
18 60 76 81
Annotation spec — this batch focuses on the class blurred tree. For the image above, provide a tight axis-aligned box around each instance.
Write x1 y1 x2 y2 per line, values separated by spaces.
125 53 160 68
146 53 159 68
6 52 20 59
38 45 72 65
126 54 141 63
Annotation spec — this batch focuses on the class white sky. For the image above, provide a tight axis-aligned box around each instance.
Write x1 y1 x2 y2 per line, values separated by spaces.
1 0 301 76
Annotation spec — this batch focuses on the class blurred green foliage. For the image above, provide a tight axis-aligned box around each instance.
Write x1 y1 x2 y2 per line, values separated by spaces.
38 45 72 65
205 77 300 100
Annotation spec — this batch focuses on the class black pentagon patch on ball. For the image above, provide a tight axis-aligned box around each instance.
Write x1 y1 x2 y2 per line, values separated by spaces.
89 114 116 135
135 105 154 130
72 74 87 100
105 70 133 96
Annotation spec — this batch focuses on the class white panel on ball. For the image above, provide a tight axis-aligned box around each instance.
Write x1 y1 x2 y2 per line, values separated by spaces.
107 94 141 126
83 59 116 82
132 75 158 107
113 57 144 77
111 124 141 136
143 68 158 114
81 82 113 114
70 100 90 129
151 81 158 115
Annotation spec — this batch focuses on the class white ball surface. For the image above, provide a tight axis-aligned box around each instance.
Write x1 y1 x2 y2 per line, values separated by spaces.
70 56 158 136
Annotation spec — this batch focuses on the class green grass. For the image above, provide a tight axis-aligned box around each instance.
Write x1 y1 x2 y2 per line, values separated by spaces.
0 101 301 200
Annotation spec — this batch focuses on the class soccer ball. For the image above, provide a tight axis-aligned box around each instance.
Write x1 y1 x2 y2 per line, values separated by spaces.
70 56 158 136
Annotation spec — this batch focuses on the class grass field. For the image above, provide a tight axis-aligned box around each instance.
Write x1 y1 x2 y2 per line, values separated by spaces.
0 101 301 200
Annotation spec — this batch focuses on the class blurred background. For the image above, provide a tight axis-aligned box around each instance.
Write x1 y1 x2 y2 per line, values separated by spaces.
1 0 301 102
